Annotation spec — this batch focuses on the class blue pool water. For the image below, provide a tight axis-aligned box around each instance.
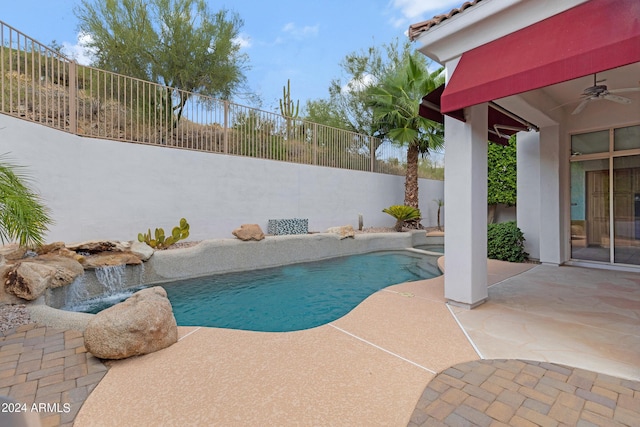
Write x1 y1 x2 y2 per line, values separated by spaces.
71 250 441 332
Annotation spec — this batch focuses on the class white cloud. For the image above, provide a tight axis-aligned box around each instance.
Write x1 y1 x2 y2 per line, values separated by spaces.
62 32 95 65
233 33 252 49
281 22 319 38
342 74 377 93
391 0 464 20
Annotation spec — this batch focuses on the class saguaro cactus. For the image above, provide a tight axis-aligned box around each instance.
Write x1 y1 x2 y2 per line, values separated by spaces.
279 79 299 118
279 79 299 140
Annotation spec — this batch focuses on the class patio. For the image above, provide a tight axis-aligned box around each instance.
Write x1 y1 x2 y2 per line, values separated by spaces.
1 259 638 426
70 260 638 425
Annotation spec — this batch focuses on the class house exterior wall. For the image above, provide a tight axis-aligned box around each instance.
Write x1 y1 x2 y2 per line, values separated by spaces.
0 115 444 243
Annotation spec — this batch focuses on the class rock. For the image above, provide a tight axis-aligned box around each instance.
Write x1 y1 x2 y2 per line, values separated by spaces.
232 224 265 241
130 241 154 261
83 287 178 359
0 244 27 261
34 242 66 255
33 243 85 263
66 240 121 254
4 262 56 300
0 265 28 305
31 255 85 288
81 252 143 269
326 225 356 239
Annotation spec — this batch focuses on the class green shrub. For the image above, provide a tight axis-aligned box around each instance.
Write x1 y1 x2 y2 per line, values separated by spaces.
382 205 421 232
487 221 528 262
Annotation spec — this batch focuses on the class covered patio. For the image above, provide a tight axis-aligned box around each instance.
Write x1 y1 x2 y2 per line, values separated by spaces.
410 0 640 308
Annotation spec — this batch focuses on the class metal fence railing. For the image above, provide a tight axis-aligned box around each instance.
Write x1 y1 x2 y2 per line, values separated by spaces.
0 20 411 176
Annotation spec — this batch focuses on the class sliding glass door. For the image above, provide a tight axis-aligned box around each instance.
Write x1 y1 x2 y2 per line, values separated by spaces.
570 125 640 266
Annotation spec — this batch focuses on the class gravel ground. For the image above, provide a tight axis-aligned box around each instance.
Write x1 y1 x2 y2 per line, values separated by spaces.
0 304 32 333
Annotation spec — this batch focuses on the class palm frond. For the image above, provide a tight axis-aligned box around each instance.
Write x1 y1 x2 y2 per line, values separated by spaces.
0 154 52 247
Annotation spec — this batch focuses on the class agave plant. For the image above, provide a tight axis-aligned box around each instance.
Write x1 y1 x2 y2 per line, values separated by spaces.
382 205 421 232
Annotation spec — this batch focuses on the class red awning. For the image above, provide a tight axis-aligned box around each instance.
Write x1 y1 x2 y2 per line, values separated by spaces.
420 84 534 145
441 0 640 113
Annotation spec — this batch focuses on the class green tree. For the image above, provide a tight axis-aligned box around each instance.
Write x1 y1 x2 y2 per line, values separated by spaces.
368 55 444 212
487 135 517 223
0 155 52 247
326 38 421 135
75 0 249 121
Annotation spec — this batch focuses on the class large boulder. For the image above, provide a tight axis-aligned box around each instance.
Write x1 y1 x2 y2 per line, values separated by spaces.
32 255 85 288
4 262 56 300
84 287 178 359
232 224 265 241
3 254 85 301
326 225 356 239
0 264 29 305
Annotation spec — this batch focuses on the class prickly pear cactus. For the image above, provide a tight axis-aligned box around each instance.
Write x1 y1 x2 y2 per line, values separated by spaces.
137 218 190 249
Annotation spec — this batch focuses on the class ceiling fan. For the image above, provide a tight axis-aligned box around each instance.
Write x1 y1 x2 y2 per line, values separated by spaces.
565 74 640 115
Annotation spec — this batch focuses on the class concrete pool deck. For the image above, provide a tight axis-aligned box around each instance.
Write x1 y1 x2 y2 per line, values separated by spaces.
1 258 639 426
70 259 639 426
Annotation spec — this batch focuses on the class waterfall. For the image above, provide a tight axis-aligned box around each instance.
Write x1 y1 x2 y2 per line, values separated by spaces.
95 265 127 294
62 264 145 312
64 274 90 308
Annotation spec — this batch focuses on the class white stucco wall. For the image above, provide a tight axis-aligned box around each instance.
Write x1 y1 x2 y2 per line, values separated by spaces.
0 115 444 243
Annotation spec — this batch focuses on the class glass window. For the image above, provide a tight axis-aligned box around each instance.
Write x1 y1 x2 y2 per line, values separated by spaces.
614 125 640 151
570 159 610 262
571 130 609 155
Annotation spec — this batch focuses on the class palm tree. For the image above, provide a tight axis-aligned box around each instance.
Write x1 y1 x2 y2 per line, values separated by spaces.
368 55 444 213
0 155 52 247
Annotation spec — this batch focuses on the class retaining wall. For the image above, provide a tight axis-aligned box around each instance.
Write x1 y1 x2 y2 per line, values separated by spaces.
0 115 444 243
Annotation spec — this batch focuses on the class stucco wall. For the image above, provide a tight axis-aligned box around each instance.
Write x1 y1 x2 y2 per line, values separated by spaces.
0 115 444 243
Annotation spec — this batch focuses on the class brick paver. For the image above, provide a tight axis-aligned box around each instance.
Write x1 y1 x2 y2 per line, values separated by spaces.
0 324 107 427
2 324 638 426
408 359 640 427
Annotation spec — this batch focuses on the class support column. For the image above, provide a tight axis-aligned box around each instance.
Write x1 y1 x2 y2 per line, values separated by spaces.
539 125 562 264
444 103 488 309
516 131 541 260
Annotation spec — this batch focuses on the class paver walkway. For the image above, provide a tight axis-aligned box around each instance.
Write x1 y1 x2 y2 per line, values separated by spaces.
408 359 640 427
0 324 107 427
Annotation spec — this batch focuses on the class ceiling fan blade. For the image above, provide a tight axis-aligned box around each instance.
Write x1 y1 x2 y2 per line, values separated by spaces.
572 99 590 115
603 94 632 104
550 97 583 112
608 87 640 94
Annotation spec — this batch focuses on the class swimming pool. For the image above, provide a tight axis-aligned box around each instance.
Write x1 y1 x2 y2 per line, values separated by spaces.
68 250 441 332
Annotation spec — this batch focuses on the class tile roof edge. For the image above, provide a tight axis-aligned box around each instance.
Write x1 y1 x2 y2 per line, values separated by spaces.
408 0 483 41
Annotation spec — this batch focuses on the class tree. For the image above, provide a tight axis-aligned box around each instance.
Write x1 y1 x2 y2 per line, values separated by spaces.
0 155 52 247
487 135 517 223
75 0 250 121
324 38 425 136
368 55 444 213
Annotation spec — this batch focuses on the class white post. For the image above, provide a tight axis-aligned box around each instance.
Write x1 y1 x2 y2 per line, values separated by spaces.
517 131 541 260
444 103 488 308
538 125 562 264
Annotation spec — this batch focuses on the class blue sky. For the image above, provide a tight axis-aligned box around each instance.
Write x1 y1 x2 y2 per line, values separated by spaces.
2 0 462 112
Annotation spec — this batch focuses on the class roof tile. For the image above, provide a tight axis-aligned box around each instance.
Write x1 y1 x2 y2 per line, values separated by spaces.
408 0 483 41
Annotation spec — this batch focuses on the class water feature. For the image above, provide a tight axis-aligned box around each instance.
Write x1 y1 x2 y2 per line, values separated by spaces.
62 264 145 312
64 250 441 332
